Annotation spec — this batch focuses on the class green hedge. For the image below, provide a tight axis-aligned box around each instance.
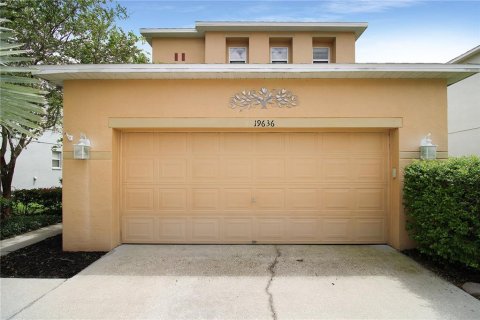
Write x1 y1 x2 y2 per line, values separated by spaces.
403 156 480 269
0 214 62 240
11 187 62 215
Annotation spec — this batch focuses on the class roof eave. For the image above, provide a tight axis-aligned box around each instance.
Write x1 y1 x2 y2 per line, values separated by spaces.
139 22 369 43
33 63 480 87
448 45 480 64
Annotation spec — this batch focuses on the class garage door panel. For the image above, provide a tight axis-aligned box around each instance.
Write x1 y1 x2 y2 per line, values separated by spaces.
158 218 188 241
124 188 155 212
158 188 187 211
123 217 155 242
158 159 187 182
224 189 253 210
255 158 285 179
322 133 352 153
322 158 351 181
256 133 285 154
355 218 385 242
287 133 317 154
124 132 157 155
322 189 355 210
192 133 219 154
191 218 220 241
287 158 318 180
124 159 155 183
354 157 386 182
351 133 387 153
121 132 388 244
224 218 253 241
255 189 285 209
158 133 187 154
322 218 354 241
356 189 385 210
289 218 319 240
224 158 253 180
287 189 319 209
191 158 220 179
223 133 254 154
257 218 286 241
191 189 220 211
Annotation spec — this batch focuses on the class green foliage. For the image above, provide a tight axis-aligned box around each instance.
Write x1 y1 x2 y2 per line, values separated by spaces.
0 4 46 135
403 156 480 269
13 202 46 215
3 0 149 66
0 195 13 212
1 0 148 212
0 214 61 239
11 187 62 215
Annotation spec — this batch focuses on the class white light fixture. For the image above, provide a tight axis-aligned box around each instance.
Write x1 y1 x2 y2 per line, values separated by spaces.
420 133 437 160
73 133 91 160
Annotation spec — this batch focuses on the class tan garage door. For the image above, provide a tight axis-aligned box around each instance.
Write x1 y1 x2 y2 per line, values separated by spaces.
121 131 388 244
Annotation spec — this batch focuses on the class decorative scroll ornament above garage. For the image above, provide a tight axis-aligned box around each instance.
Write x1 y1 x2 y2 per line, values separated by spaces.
230 87 298 111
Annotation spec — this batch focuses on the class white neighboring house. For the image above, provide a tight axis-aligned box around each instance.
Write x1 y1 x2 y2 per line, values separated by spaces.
448 45 480 156
11 130 62 189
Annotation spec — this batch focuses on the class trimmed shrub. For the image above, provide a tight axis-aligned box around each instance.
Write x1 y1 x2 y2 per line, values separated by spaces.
0 214 62 240
11 187 62 215
403 156 480 269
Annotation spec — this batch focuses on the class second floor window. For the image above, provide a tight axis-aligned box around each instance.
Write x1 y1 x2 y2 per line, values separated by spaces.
313 47 330 63
229 47 247 64
271 47 288 64
52 150 62 169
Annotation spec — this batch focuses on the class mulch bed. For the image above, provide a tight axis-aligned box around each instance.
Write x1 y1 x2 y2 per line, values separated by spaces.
403 249 480 289
0 235 106 278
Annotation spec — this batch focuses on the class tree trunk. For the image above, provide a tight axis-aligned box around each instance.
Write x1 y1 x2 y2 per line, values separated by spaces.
0 127 13 220
0 127 30 220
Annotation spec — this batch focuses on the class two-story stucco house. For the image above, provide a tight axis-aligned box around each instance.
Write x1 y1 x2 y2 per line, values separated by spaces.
35 22 480 251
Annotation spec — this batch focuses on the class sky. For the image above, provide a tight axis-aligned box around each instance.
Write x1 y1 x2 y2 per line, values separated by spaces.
116 0 480 63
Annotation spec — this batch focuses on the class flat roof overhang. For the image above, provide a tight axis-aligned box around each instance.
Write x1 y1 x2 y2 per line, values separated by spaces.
140 21 369 44
33 63 480 87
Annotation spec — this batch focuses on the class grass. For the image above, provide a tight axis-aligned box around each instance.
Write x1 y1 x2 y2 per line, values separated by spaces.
0 214 62 240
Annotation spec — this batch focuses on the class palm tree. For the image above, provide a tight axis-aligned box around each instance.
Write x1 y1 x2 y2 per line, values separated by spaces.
1 5 46 219
0 13 45 135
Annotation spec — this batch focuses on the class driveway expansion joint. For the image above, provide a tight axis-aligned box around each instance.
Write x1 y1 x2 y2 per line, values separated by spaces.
266 245 281 320
6 279 66 320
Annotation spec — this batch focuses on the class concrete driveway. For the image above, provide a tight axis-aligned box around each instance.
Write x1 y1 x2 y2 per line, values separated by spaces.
9 245 480 319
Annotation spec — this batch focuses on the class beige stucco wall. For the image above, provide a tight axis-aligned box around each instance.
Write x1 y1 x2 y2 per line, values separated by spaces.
156 31 356 64
152 38 205 63
62 78 447 251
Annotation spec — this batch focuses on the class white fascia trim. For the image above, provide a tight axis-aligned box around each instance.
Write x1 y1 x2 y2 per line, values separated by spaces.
33 63 480 86
140 28 202 44
448 45 480 64
34 63 480 73
140 22 369 41
195 21 368 39
195 21 368 28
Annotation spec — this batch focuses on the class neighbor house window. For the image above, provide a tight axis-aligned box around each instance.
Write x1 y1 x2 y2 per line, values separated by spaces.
229 47 247 63
271 47 288 64
52 150 62 169
313 47 330 63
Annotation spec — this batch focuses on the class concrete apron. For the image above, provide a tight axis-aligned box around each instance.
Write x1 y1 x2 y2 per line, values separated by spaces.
11 245 480 320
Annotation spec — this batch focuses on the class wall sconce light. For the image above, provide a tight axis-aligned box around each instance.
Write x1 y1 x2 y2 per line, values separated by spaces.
420 133 437 160
73 133 91 160
64 132 74 142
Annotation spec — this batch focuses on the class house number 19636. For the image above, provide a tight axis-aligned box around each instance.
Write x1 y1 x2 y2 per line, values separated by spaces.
253 120 275 127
